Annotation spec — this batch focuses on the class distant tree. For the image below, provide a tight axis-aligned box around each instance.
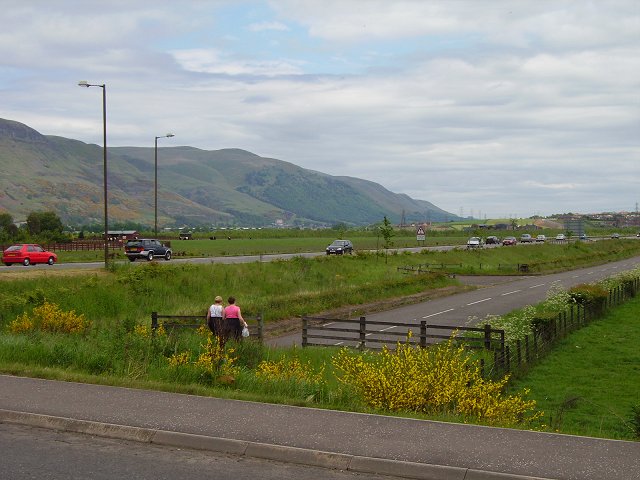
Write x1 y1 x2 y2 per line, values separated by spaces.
379 216 395 263
333 222 348 239
0 212 18 241
26 211 63 236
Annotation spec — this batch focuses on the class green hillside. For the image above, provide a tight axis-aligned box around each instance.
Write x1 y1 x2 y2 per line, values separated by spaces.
0 118 457 227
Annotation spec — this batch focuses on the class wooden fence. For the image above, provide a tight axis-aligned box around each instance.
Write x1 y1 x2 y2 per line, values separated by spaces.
302 316 505 351
301 277 640 379
151 312 264 342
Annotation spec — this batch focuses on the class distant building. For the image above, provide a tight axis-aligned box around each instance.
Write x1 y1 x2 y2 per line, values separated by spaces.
106 230 139 241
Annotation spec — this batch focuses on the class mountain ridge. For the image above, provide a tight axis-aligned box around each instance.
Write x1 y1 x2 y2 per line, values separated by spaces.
0 118 458 227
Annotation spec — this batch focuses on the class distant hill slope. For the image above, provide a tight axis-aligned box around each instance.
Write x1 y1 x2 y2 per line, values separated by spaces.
0 118 458 226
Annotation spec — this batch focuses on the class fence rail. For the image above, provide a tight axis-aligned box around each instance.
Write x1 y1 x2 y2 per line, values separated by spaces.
151 312 264 342
302 316 505 352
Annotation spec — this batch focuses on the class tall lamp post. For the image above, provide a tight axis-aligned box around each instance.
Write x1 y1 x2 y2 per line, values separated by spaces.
154 133 175 237
78 80 109 268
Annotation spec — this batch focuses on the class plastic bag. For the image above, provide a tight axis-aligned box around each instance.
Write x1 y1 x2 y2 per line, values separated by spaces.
241 326 250 338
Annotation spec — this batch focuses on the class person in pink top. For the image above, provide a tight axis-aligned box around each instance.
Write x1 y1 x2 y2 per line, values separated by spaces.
223 296 248 342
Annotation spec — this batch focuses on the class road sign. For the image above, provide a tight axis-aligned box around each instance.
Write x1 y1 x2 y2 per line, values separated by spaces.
416 226 426 242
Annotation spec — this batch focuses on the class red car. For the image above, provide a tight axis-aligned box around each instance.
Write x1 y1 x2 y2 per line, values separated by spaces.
502 236 517 246
2 244 57 266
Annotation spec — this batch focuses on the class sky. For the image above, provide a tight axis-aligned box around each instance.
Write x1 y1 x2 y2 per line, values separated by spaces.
1 0 638 219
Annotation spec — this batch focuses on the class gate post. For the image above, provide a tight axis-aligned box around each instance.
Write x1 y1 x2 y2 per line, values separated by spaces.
359 316 366 350
483 324 492 350
302 317 308 347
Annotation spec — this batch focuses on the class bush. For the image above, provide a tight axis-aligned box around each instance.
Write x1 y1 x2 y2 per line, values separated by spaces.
332 336 542 425
569 284 608 309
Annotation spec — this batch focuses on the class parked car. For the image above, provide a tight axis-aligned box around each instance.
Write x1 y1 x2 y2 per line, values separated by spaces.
2 244 57 266
485 236 500 245
325 239 353 255
520 234 533 243
466 237 482 248
502 236 517 246
535 235 546 243
125 239 172 262
555 234 566 241
611 233 620 239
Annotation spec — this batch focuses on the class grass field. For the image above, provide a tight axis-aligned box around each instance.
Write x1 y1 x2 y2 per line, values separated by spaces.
2 239 640 437
509 295 640 440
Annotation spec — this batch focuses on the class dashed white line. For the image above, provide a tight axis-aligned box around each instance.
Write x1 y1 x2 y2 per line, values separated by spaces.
501 290 521 296
422 308 454 319
333 341 344 346
380 326 396 332
586 271 594 275
467 298 492 306
322 322 335 327
529 283 545 289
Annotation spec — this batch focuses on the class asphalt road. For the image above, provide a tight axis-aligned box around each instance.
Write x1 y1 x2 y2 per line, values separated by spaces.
270 255 640 347
0 422 394 480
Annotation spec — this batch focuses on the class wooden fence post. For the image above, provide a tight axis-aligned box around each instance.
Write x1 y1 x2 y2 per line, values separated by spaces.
483 324 492 350
151 311 158 330
302 317 308 347
420 321 427 349
257 313 264 343
359 316 366 351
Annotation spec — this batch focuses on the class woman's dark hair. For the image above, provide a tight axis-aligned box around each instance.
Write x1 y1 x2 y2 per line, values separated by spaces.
228 296 236 304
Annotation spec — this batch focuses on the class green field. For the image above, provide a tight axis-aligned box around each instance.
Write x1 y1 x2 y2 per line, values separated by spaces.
509 295 640 440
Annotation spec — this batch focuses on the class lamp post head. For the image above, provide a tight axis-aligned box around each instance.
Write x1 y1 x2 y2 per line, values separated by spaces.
78 80 90 87
166 133 175 138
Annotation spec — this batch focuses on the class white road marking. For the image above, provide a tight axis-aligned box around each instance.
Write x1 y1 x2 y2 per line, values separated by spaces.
422 308 454 319
380 326 396 331
501 290 521 296
572 275 580 278
467 298 492 306
322 322 335 327
529 283 545 289
586 271 594 275
334 342 344 346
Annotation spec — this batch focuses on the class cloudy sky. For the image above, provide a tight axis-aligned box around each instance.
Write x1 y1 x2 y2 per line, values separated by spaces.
1 1 638 219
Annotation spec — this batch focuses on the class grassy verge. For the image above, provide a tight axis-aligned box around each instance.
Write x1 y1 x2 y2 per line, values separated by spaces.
508 295 640 440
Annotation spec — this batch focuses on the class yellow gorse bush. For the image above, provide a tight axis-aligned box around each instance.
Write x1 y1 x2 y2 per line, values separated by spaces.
194 334 238 377
332 336 542 425
9 301 90 334
256 357 325 384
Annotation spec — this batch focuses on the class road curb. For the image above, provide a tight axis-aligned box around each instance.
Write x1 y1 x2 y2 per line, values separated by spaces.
0 409 554 480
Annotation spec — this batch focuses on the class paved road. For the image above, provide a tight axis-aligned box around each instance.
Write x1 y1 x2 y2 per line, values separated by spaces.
1 375 638 480
0 422 394 480
271 255 640 347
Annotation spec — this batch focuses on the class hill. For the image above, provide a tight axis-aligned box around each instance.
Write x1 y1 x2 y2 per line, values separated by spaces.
0 118 457 227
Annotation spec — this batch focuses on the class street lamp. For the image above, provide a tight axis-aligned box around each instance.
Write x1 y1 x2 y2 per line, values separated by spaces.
78 80 109 268
154 133 175 237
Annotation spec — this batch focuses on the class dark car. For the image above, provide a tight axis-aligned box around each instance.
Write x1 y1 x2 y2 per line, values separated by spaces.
125 239 172 262
2 244 57 266
485 236 500 245
326 239 353 255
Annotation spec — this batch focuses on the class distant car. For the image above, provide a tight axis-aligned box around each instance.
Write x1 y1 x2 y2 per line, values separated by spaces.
125 239 172 262
520 234 533 243
502 236 517 246
555 234 566 241
326 239 353 255
485 236 500 245
611 233 620 239
579 234 589 241
535 235 546 243
466 237 482 248
2 244 57 266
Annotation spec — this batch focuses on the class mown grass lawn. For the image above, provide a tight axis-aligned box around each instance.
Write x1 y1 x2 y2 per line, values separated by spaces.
509 295 640 440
